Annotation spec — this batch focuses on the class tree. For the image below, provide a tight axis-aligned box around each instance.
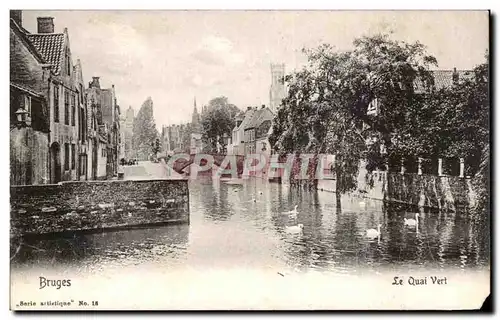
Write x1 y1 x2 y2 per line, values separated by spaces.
151 138 161 156
201 96 240 153
269 34 438 208
132 97 158 160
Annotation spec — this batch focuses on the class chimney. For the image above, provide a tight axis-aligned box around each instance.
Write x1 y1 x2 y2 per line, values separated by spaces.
10 10 22 27
90 76 101 89
37 17 54 34
452 67 459 84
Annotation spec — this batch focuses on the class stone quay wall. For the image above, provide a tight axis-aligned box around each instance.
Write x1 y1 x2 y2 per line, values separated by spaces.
315 170 476 211
10 179 190 237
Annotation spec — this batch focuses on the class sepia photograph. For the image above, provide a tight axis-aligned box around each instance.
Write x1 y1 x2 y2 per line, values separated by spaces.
9 8 490 310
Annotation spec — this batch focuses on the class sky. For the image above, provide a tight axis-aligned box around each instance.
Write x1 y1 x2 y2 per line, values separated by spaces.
21 10 489 128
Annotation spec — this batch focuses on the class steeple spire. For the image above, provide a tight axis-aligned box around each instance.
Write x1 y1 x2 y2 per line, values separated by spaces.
192 96 201 134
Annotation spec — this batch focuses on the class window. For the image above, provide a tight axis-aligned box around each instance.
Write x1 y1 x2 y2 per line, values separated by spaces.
66 49 71 76
24 95 31 115
79 84 84 104
53 86 59 122
64 91 69 125
71 94 76 126
64 143 70 170
71 144 75 170
79 155 87 176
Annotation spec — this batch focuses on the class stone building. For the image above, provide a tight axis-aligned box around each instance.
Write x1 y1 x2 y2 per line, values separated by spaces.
10 11 87 184
122 106 135 159
86 77 121 179
269 63 286 114
162 123 190 154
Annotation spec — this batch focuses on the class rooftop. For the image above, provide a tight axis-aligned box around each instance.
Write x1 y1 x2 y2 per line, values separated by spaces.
26 33 65 76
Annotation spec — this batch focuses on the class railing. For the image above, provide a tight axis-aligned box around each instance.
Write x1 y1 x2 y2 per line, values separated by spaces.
387 156 471 178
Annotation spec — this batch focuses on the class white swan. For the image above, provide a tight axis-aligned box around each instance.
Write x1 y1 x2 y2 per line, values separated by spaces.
404 213 420 227
359 201 366 207
366 224 382 238
285 224 304 234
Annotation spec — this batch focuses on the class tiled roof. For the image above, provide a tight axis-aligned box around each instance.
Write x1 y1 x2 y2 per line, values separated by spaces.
245 107 274 130
10 19 46 64
233 108 256 132
26 33 65 75
414 70 474 93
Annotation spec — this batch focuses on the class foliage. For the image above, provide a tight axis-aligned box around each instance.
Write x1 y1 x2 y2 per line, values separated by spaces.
270 34 439 194
391 55 489 167
151 137 161 155
201 96 240 153
132 97 158 160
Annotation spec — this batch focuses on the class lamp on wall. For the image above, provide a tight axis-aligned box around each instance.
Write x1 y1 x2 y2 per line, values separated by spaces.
15 107 30 128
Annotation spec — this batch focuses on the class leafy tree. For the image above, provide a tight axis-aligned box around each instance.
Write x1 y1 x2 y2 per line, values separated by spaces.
151 137 161 156
270 34 438 208
201 96 240 153
132 97 158 160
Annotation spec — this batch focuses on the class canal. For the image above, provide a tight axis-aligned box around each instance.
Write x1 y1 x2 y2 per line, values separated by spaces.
10 175 490 309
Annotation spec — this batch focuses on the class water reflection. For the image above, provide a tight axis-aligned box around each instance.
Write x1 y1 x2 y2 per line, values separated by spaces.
11 179 489 276
12 224 190 270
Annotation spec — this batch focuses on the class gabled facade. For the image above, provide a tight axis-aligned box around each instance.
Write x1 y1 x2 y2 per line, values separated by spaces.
228 107 256 156
10 11 91 184
243 106 274 156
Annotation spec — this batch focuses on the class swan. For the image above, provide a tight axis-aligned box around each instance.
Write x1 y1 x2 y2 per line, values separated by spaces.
404 213 420 227
285 224 304 234
359 201 366 207
366 224 382 238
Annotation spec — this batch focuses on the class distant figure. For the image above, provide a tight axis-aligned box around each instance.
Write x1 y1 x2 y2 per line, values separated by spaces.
120 158 126 166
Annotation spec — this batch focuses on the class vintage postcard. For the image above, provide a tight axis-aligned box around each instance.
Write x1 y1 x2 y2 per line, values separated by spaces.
9 9 490 310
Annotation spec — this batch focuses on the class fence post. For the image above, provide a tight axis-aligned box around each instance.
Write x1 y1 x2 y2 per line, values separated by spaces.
459 158 465 178
438 158 443 176
418 158 423 175
400 158 405 175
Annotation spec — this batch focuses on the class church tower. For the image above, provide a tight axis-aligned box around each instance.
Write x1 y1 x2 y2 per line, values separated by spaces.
269 63 286 114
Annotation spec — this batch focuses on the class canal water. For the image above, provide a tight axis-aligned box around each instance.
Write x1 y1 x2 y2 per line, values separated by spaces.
10 178 490 309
